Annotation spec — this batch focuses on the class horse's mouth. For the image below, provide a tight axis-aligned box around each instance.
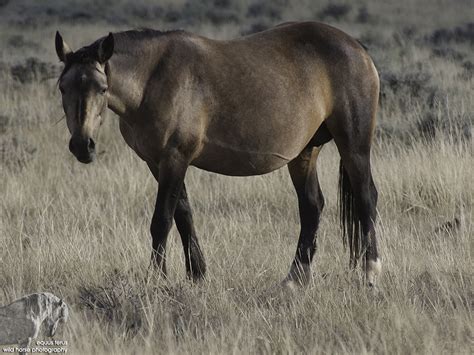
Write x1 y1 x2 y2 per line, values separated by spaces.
75 153 95 164
69 136 96 164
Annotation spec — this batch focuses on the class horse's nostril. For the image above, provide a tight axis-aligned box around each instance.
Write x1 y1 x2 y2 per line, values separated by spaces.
88 138 95 153
69 135 95 163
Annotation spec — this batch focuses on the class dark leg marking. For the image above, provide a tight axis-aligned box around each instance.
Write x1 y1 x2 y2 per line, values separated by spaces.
148 155 188 278
285 147 325 286
174 184 206 281
326 104 381 286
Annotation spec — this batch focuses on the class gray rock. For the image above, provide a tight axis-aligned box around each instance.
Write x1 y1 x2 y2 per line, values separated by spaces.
0 293 68 350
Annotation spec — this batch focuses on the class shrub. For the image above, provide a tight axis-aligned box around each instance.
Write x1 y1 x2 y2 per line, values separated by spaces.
356 6 373 23
10 57 59 83
180 0 244 25
240 22 269 36
431 47 465 62
318 4 352 21
426 23 474 45
247 1 284 20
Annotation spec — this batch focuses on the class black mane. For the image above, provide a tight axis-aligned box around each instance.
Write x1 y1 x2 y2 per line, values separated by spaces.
118 28 166 40
59 39 102 80
59 28 182 80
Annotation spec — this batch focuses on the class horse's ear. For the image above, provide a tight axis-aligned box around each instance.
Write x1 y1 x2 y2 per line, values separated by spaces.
55 31 72 63
98 32 114 63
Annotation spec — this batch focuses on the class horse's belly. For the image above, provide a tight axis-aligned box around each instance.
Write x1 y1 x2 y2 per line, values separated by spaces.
191 145 292 176
191 123 312 176
192 110 321 176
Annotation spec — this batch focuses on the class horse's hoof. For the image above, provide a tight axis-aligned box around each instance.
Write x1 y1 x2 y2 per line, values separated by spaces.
259 279 296 301
189 271 206 283
366 258 382 287
366 281 382 296
280 279 301 292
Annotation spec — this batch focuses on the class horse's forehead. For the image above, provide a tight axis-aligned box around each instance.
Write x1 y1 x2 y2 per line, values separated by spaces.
61 63 105 85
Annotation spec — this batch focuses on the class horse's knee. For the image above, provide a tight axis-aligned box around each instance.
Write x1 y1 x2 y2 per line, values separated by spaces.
175 199 193 223
151 212 173 229
150 216 173 242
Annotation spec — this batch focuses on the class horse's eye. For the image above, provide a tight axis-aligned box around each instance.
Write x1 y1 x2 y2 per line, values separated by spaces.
100 87 108 95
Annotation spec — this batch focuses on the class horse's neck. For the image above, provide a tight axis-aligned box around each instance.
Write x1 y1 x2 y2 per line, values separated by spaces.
106 37 167 118
106 58 132 116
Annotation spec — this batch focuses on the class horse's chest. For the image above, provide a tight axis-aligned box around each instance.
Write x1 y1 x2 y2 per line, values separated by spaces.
118 119 149 161
118 119 136 148
118 118 167 162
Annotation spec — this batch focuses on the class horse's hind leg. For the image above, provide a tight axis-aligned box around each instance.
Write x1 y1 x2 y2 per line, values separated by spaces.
327 108 381 287
284 146 325 286
174 183 206 281
338 150 380 285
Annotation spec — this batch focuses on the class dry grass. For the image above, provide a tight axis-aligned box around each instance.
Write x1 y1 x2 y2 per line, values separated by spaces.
0 0 472 354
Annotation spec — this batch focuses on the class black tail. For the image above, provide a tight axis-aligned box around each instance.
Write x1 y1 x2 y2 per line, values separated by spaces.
338 160 364 268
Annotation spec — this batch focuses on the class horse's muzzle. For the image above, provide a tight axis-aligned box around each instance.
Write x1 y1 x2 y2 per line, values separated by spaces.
69 135 95 164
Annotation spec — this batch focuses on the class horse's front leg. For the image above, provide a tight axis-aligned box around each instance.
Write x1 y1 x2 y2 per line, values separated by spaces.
174 184 206 281
148 151 189 277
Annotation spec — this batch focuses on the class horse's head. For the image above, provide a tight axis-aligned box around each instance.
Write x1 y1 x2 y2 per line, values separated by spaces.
55 31 114 164
45 298 69 337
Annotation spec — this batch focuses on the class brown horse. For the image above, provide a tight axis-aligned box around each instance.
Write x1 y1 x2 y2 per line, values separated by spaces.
55 21 381 287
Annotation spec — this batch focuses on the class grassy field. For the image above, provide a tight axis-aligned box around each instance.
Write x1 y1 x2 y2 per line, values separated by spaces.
0 0 472 353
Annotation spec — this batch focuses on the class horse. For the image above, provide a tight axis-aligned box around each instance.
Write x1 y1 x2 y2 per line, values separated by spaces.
54 21 381 288
0 293 69 352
